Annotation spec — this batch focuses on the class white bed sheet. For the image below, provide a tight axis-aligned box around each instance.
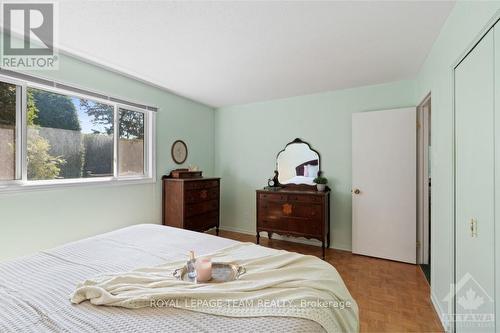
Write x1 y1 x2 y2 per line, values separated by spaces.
283 175 315 185
0 224 325 333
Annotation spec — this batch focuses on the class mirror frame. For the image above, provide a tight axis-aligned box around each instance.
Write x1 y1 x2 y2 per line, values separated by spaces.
274 138 321 188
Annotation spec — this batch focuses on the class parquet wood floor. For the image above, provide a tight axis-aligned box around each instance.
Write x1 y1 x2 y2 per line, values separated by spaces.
207 229 444 333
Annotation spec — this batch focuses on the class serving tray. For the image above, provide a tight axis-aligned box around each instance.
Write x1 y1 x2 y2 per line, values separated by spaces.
173 262 246 283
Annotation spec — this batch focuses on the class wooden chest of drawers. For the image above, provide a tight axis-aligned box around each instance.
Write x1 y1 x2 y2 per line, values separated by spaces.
256 189 330 258
163 178 220 234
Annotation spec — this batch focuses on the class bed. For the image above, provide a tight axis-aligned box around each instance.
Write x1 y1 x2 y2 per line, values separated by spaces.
283 175 315 185
282 159 318 185
0 225 349 332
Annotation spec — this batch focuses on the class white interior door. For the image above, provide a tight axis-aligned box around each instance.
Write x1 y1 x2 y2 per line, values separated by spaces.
352 108 416 264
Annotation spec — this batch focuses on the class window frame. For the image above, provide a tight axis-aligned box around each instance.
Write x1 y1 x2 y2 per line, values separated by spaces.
0 74 25 185
0 75 156 193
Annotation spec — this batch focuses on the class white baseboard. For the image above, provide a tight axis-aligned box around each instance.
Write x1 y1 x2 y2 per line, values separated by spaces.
219 225 352 252
431 291 450 332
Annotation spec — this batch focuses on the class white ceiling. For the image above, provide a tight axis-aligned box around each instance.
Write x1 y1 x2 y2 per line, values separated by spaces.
56 1 455 107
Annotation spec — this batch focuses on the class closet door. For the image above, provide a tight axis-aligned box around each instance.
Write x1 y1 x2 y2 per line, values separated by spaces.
495 24 500 333
455 30 495 332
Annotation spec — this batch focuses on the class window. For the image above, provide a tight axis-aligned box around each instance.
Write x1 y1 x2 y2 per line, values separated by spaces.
27 88 115 180
118 108 145 176
0 75 156 190
0 80 20 181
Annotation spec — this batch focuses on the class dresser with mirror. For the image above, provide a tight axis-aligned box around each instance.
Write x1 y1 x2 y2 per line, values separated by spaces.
256 138 330 259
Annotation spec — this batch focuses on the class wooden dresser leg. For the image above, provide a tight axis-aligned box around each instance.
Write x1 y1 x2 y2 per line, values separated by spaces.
216 226 219 236
322 241 326 260
256 232 260 244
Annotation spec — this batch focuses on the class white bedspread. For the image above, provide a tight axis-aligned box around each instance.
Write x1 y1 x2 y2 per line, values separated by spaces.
70 243 358 332
0 224 330 332
283 176 315 185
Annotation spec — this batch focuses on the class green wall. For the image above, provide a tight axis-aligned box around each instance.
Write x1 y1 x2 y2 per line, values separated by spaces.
215 80 415 250
0 52 215 261
415 1 500 329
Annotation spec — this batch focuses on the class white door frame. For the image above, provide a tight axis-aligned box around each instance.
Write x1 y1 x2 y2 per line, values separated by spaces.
417 93 431 266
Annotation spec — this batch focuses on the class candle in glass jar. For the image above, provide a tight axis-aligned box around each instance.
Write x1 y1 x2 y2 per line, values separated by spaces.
195 258 212 282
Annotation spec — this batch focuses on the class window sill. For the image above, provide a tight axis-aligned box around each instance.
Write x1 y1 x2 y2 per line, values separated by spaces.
0 177 156 194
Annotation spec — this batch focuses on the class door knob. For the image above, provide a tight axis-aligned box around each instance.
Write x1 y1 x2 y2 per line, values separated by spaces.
352 188 361 195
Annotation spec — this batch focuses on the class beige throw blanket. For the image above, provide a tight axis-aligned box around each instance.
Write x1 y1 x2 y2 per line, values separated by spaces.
71 243 359 333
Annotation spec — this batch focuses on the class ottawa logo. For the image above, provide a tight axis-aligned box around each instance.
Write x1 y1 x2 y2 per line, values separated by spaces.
443 273 494 327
